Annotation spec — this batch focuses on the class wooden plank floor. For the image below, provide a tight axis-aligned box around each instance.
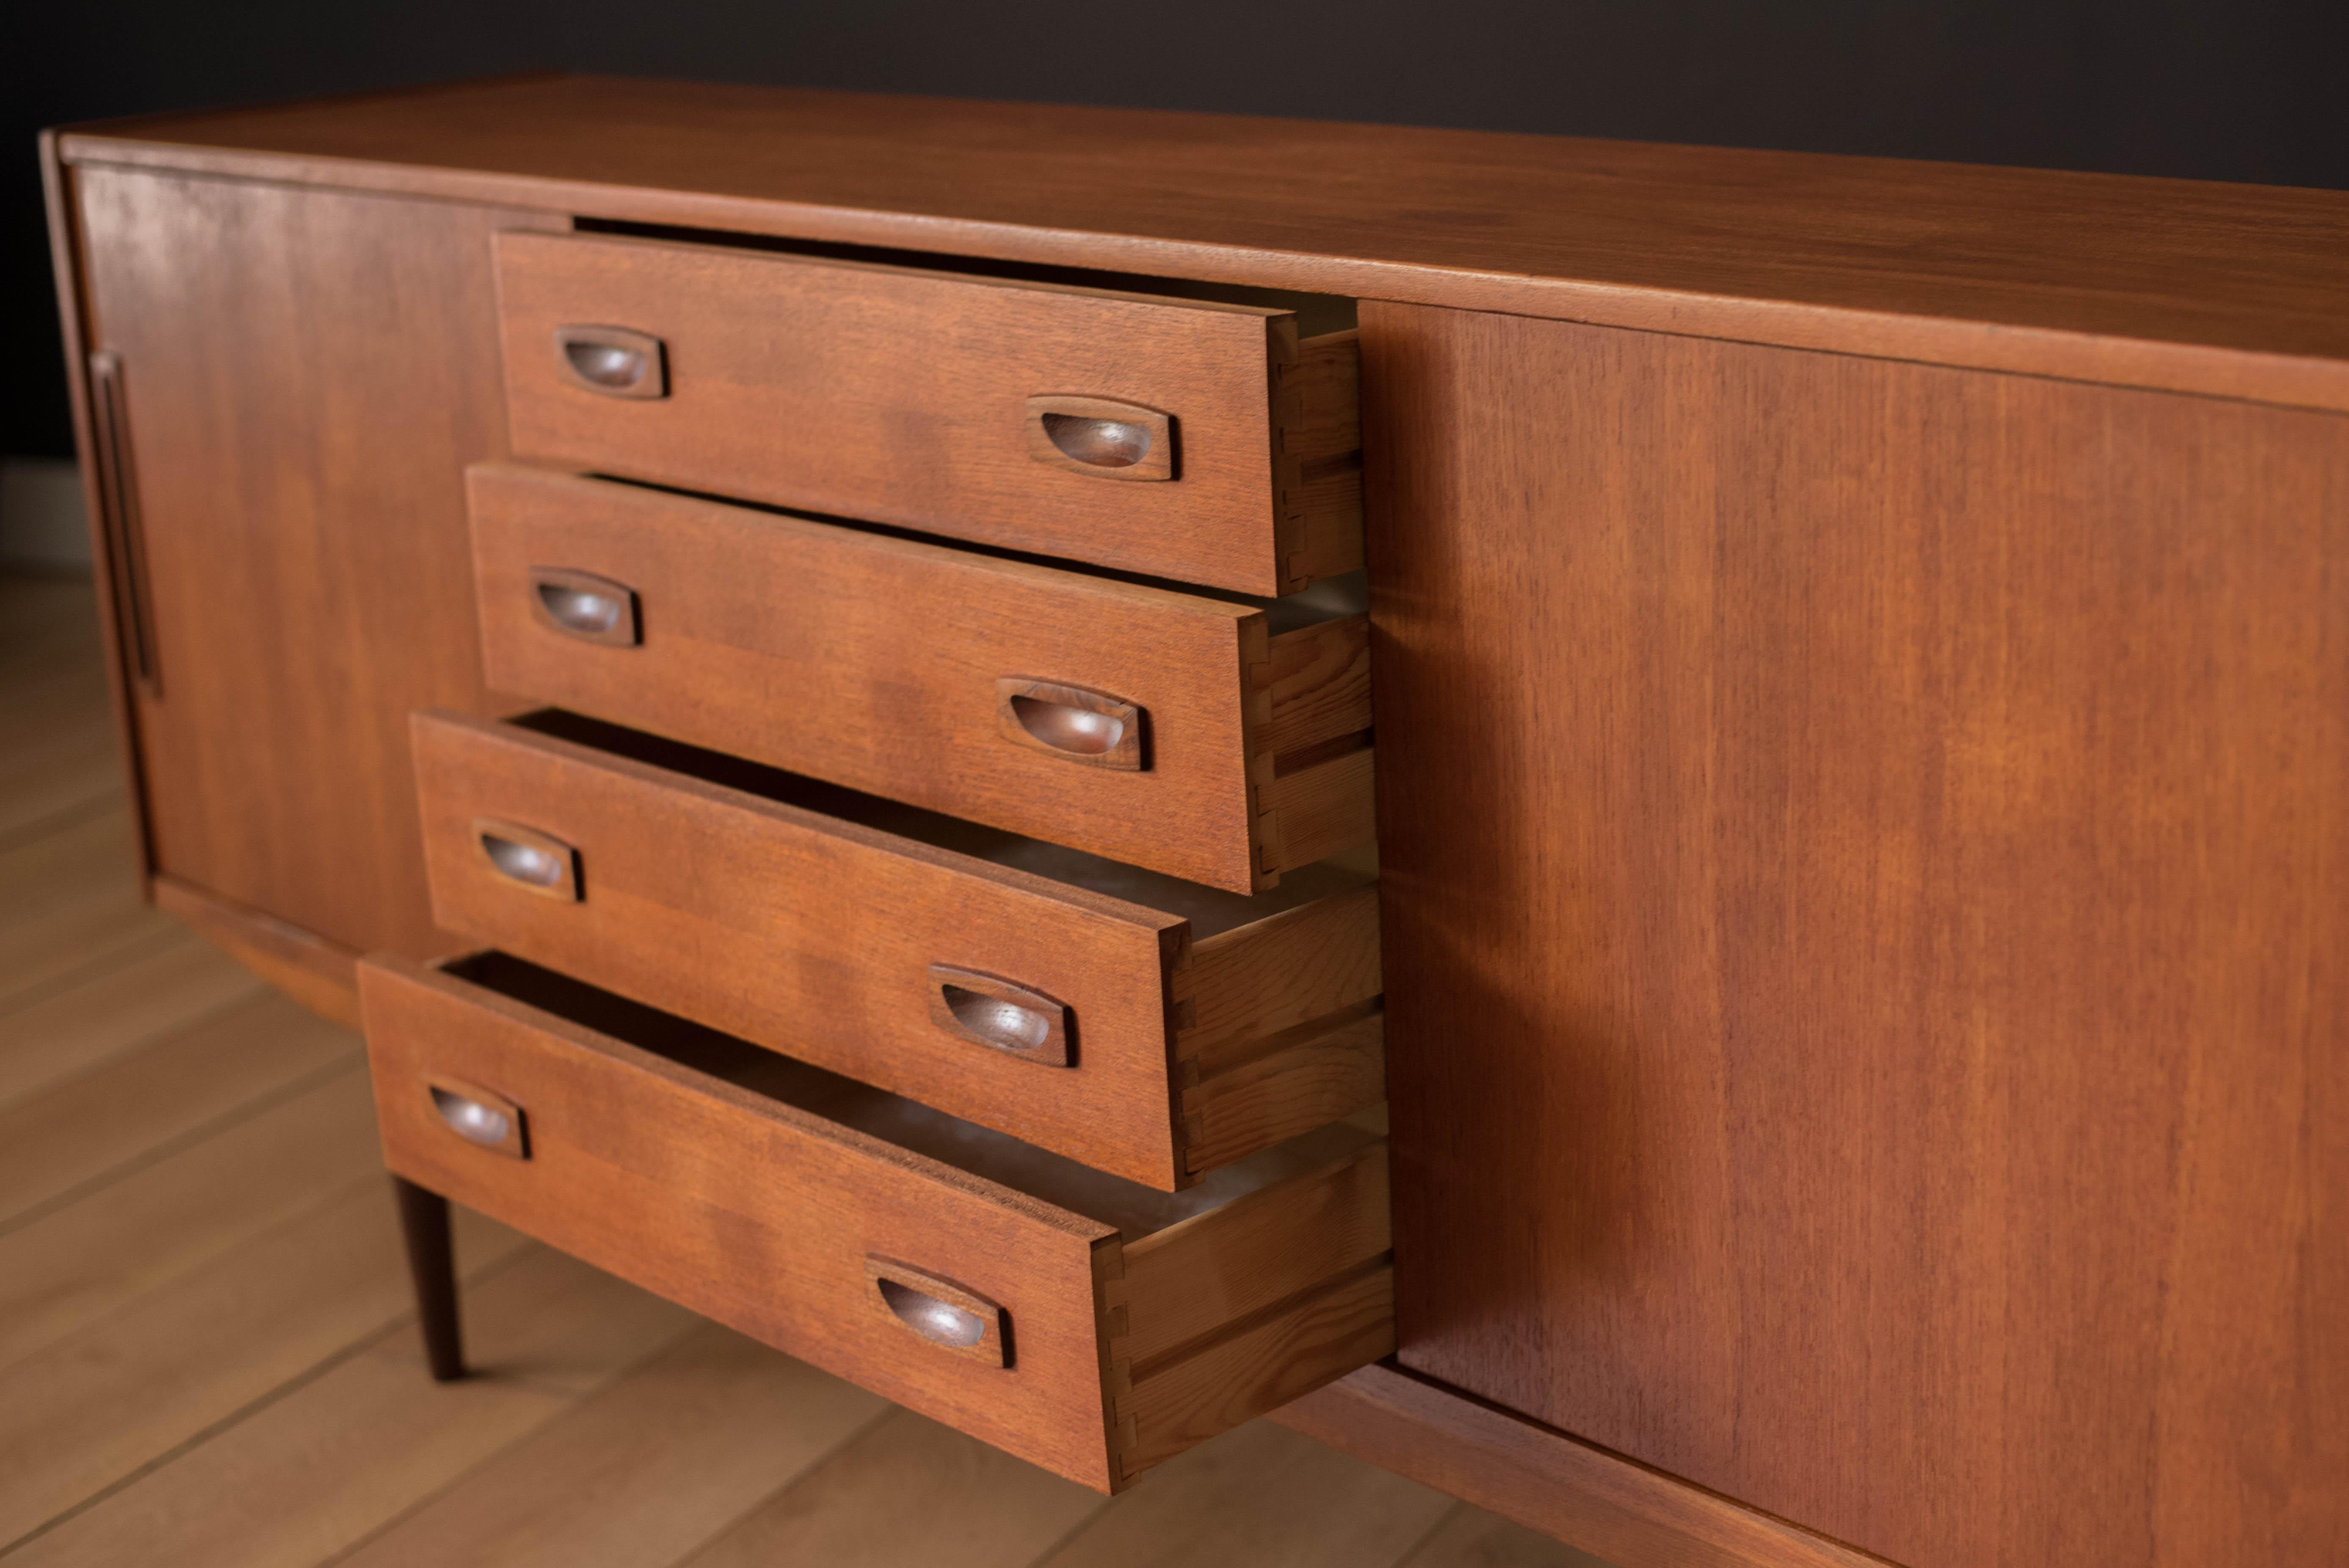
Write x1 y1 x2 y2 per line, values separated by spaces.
0 571 1608 1568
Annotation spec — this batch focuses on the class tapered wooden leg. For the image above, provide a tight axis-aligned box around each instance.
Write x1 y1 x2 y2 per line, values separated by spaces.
392 1176 465 1381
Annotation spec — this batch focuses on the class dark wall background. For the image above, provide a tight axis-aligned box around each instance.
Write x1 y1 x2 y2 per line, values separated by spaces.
7 0 2346 460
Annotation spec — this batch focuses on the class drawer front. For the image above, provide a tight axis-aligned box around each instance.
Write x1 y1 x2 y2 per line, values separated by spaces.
360 953 1126 1486
359 952 1394 1491
471 464 1297 892
493 232 1362 597
412 709 1190 1186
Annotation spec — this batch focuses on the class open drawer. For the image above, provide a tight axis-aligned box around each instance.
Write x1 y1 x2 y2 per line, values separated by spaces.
467 463 1374 894
361 951 1392 1492
411 709 1384 1190
494 231 1362 599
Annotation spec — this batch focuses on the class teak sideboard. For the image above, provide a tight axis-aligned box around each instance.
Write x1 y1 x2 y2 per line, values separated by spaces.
41 74 2349 1568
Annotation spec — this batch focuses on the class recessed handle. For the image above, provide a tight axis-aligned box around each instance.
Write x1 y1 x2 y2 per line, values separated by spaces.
427 1077 528 1159
927 964 1073 1067
553 325 668 398
865 1257 1008 1366
86 353 162 697
527 566 640 646
994 677 1145 771
473 817 582 902
1024 395 1175 481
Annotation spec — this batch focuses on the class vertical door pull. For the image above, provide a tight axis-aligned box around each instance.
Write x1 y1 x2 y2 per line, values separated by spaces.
86 353 161 696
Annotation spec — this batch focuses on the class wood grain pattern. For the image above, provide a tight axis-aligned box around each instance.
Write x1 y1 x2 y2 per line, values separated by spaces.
1363 300 2349 1568
410 709 1179 1183
1118 1138 1390 1366
55 75 2349 412
1273 329 1366 588
359 950 1128 1491
6 569 1559 1568
152 873 364 1029
409 711 1380 1188
358 952 1392 1493
0 991 355 1227
0 925 260 1113
66 167 556 963
1036 1417 1452 1568
676 1407 1099 1568
1117 1264 1392 1480
0 578 127 852
466 464 1372 892
0 1177 527 1545
1177 1009 1385 1179
494 232 1361 596
1102 1127 1392 1482
1176 882 1382 1063
0 805 157 1011
334 1323 889 1568
7 1248 696 1568
0 1071 380 1369
38 134 151 897
47 78 2347 1565
1254 608 1372 763
1403 1506 1615 1568
1255 745 1376 878
1272 1364 1888 1568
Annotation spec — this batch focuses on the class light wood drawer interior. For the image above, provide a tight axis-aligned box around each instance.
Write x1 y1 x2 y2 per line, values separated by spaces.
413 709 1383 1190
468 463 1373 893
361 950 1392 1492
493 230 1361 597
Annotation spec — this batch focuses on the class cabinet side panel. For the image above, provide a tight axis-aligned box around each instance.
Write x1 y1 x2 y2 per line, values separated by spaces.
1364 300 2349 1568
41 140 151 891
71 170 555 957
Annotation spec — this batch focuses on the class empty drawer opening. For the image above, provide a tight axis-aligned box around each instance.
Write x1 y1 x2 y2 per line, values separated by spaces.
570 215 1359 337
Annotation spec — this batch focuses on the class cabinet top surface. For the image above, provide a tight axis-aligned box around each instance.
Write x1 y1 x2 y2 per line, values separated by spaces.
54 72 2349 411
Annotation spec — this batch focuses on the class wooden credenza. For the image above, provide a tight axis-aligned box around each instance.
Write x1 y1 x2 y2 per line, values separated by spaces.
43 75 2349 1568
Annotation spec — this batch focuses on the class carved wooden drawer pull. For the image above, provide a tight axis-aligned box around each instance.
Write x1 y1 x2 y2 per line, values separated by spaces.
928 964 1072 1067
995 677 1144 770
866 1257 1008 1366
426 1076 528 1159
473 818 582 902
1025 395 1174 481
553 325 667 398
528 566 640 646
